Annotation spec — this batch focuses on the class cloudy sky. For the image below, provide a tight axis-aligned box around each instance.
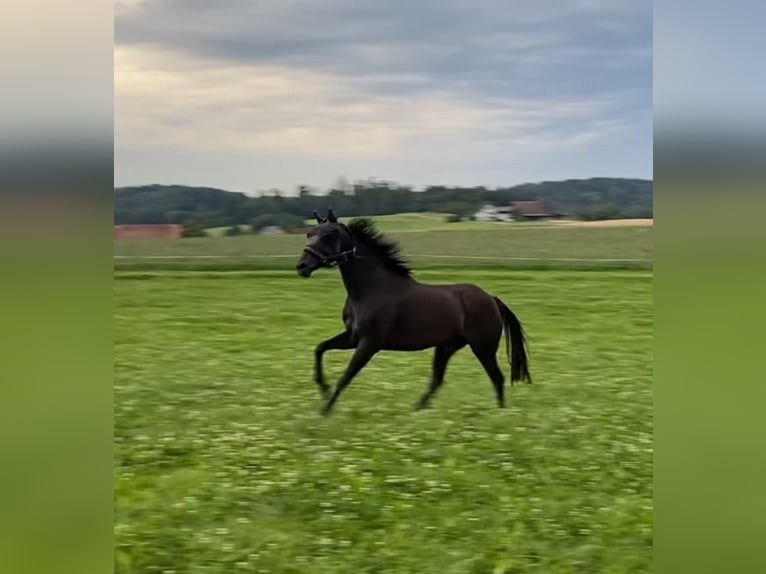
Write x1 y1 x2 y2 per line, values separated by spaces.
115 0 652 193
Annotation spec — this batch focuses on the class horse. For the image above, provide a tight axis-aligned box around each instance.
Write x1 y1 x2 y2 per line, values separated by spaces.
296 209 532 415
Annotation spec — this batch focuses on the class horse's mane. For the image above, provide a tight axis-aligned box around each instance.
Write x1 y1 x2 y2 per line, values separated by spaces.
347 218 412 277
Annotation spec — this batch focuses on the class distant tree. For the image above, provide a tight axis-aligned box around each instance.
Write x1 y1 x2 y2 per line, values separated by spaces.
445 214 462 223
332 175 353 195
224 224 242 237
279 213 309 233
442 201 477 219
115 179 652 228
250 214 279 233
577 208 597 221
592 202 623 220
181 220 207 238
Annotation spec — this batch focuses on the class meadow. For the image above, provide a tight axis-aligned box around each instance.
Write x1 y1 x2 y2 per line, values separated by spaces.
114 269 653 573
204 213 619 236
115 220 653 272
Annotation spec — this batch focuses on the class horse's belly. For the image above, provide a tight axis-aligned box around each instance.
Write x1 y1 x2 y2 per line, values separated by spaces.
380 340 436 352
381 313 460 350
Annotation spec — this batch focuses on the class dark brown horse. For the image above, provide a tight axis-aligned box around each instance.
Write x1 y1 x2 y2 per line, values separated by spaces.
296 209 531 415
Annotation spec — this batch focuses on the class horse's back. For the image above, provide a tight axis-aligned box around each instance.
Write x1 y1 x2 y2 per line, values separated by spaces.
434 281 497 309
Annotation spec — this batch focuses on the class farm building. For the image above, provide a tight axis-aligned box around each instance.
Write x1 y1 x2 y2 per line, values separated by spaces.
473 203 514 222
258 225 286 235
510 201 569 221
114 224 182 240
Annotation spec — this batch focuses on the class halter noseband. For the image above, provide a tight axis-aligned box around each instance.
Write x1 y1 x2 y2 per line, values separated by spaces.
302 245 356 267
302 224 357 268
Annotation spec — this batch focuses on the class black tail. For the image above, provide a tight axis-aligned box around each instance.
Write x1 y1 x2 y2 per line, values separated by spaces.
493 297 532 385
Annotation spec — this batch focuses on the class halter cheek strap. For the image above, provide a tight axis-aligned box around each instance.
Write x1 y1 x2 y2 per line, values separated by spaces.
303 225 357 267
302 245 356 267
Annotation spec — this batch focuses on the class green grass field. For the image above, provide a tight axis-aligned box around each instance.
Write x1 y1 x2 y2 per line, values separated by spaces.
207 213 564 236
115 223 653 272
115 269 653 573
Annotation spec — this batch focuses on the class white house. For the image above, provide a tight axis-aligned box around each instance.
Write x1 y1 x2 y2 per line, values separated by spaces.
258 225 286 235
473 203 514 222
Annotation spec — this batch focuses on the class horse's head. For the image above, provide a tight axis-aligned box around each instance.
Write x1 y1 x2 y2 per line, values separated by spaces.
296 209 354 277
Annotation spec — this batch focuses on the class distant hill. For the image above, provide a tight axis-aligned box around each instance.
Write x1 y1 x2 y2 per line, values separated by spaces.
114 185 252 225
114 178 652 227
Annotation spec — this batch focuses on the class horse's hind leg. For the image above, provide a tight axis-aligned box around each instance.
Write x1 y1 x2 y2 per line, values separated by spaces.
315 331 356 397
416 338 466 410
469 340 506 408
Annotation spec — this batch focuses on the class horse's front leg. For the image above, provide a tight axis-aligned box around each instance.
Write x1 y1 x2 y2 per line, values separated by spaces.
321 338 378 416
314 331 356 397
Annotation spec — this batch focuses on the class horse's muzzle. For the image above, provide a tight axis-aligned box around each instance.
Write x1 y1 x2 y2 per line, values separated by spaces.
296 260 314 277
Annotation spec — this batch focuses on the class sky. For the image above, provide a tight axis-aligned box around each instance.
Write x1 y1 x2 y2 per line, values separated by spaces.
114 0 652 194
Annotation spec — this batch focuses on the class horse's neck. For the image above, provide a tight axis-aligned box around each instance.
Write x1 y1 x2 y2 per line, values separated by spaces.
339 257 403 300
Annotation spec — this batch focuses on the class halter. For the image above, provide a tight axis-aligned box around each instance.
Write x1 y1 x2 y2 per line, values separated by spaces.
302 244 357 267
302 223 358 268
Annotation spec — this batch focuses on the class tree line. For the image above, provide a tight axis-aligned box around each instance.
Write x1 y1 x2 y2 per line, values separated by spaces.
114 177 652 230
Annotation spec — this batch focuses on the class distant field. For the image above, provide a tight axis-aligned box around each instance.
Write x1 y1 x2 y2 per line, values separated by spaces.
116 221 653 272
558 218 653 228
115 270 653 573
207 213 534 236
320 212 574 233
207 214 653 235
349 214 653 232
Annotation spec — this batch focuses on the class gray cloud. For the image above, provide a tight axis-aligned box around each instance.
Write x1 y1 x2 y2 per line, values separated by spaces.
116 0 650 100
115 0 652 190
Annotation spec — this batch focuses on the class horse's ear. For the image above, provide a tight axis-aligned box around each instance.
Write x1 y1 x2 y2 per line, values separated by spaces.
313 210 322 223
327 208 337 223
